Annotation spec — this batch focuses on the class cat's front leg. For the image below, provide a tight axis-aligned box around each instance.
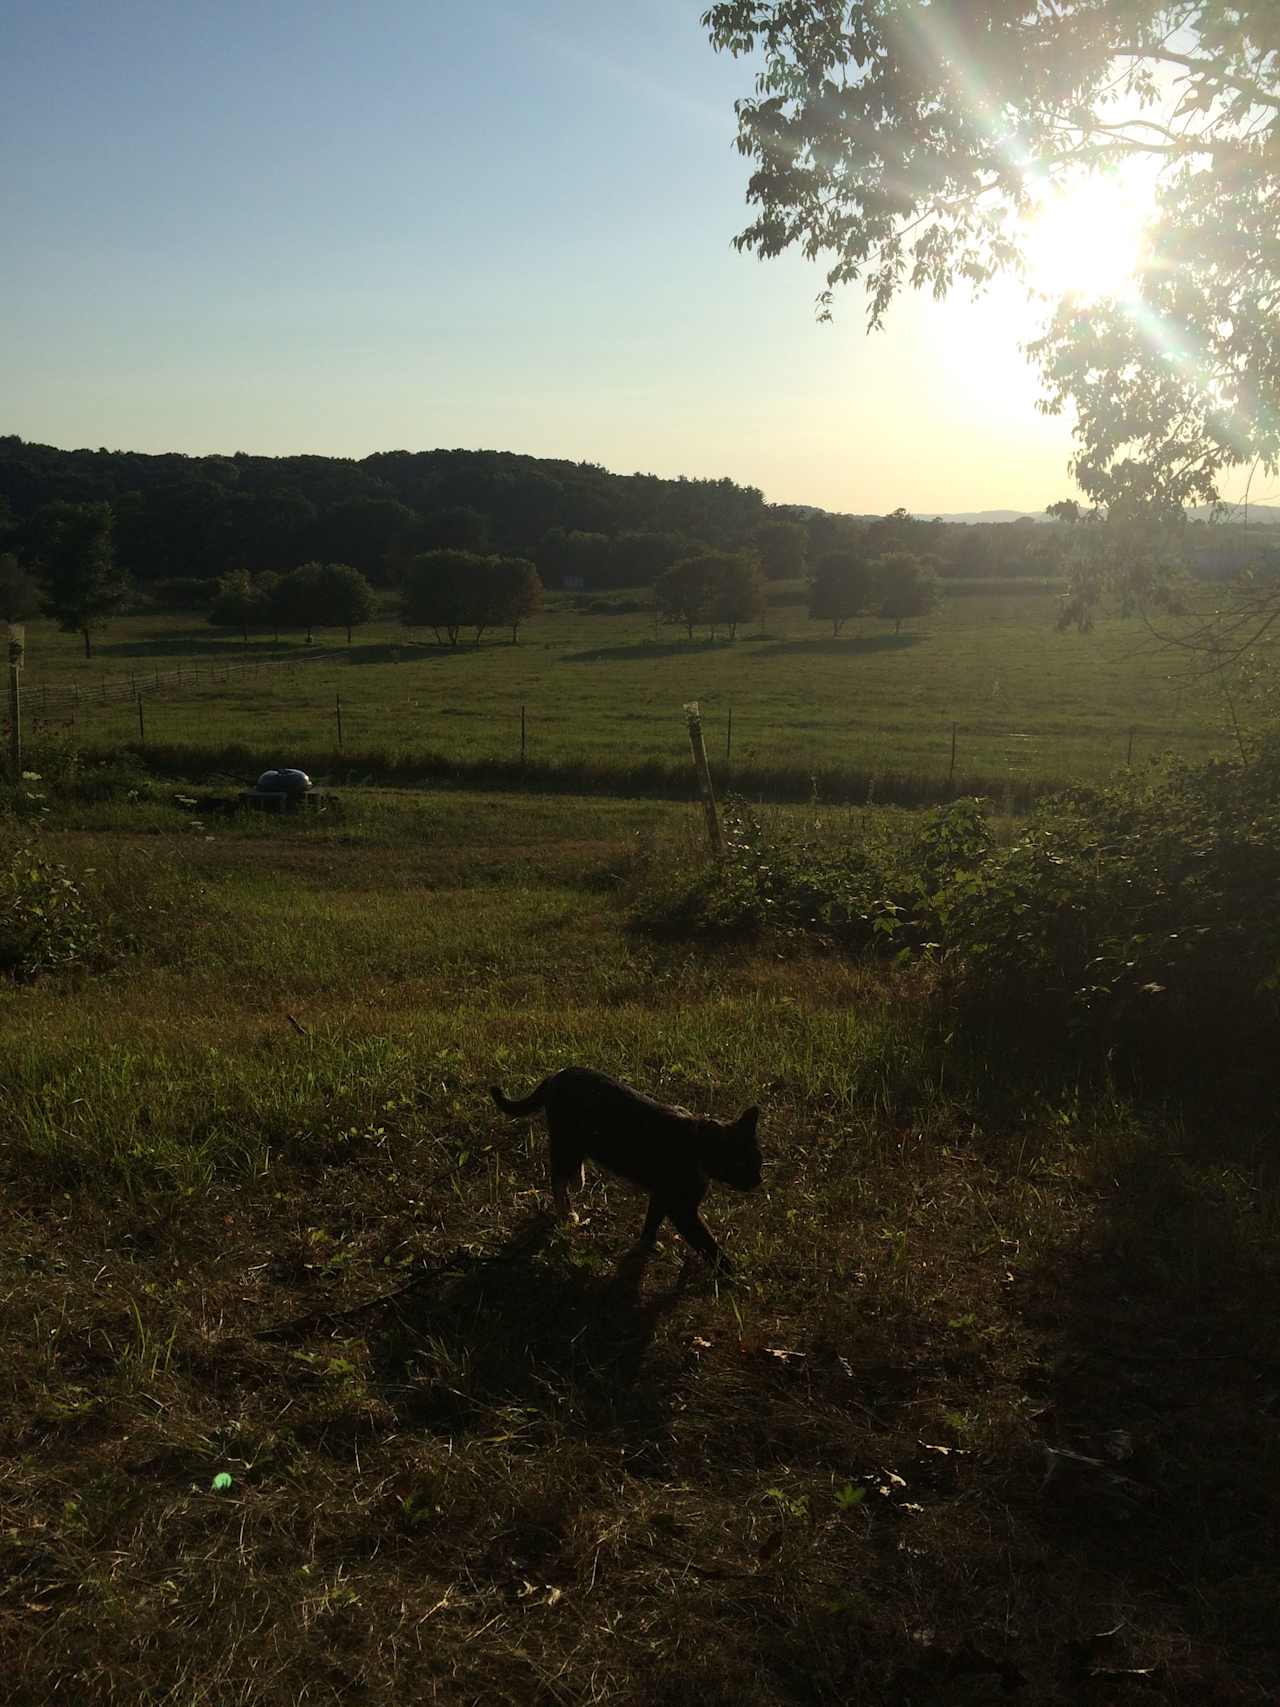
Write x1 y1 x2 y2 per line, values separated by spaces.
667 1201 731 1272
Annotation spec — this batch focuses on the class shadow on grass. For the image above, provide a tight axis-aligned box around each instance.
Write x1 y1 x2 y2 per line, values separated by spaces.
560 638 751 664
752 633 923 659
370 1213 691 1439
93 633 301 661
1016 1117 1280 1694
91 634 502 668
346 639 486 664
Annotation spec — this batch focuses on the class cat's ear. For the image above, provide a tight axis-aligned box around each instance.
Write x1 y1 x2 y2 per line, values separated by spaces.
738 1106 760 1138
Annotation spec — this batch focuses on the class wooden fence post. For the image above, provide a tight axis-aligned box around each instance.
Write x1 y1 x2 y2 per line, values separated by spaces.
725 705 733 767
6 624 23 780
520 704 527 766
684 701 724 857
137 693 145 742
336 692 343 749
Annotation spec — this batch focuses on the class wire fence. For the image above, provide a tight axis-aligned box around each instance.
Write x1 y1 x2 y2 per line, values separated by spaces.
24 644 349 711
7 641 1220 803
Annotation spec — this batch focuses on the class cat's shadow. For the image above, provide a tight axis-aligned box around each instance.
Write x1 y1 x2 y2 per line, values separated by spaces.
370 1212 696 1437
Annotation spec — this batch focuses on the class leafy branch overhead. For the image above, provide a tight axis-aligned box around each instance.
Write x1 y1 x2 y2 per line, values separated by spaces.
704 2 1279 517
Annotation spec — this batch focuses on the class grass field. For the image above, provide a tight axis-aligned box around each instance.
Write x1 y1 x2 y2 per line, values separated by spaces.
15 582 1243 798
2 790 1277 1704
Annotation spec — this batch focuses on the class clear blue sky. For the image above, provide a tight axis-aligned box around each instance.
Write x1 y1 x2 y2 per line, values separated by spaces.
3 0 1079 512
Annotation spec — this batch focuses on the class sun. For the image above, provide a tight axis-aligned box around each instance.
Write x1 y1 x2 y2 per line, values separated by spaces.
1019 170 1155 304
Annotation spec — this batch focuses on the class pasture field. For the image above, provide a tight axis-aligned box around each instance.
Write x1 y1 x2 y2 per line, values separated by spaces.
16 582 1242 799
1 789 1277 1704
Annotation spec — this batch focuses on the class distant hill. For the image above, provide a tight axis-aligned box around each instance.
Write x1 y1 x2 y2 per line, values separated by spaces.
911 510 1045 525
1188 502 1280 524
908 504 1280 525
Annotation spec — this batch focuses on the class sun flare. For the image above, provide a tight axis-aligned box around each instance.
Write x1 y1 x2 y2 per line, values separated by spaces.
1020 171 1155 304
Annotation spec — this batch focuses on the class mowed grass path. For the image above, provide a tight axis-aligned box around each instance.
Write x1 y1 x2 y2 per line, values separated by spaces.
19 583 1235 789
1 791 1276 1703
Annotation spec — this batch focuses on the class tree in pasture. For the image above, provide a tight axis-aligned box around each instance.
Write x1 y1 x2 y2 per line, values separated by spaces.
309 561 378 642
808 548 873 637
752 518 807 581
708 551 766 639
485 556 544 644
401 550 486 646
208 568 268 643
0 553 40 624
876 553 941 635
704 2 1280 643
33 500 129 657
653 554 721 639
268 561 376 643
254 572 283 642
268 563 325 643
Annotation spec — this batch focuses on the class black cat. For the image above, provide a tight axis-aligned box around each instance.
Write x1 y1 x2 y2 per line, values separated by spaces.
490 1066 762 1271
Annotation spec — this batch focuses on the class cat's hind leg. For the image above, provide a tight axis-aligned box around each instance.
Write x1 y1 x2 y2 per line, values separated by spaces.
547 1120 586 1223
635 1194 666 1249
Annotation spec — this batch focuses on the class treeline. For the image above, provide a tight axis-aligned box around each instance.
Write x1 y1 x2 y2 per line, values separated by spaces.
0 440 1079 605
0 438 769 589
3 440 1274 623
854 509 1066 579
0 445 1045 656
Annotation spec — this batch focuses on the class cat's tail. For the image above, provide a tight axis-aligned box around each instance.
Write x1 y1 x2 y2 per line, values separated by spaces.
490 1081 549 1118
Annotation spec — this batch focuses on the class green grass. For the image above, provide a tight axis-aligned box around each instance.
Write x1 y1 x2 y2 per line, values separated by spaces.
17 583 1243 797
1 789 1277 1703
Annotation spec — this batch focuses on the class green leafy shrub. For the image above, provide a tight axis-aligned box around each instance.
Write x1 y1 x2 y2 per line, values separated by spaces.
635 746 1280 1067
6 739 161 807
0 769 52 821
70 749 160 804
0 837 106 980
0 805 197 982
940 751 1280 1049
631 795 987 956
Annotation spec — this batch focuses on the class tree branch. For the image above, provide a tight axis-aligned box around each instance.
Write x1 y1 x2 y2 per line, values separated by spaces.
1114 46 1280 113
